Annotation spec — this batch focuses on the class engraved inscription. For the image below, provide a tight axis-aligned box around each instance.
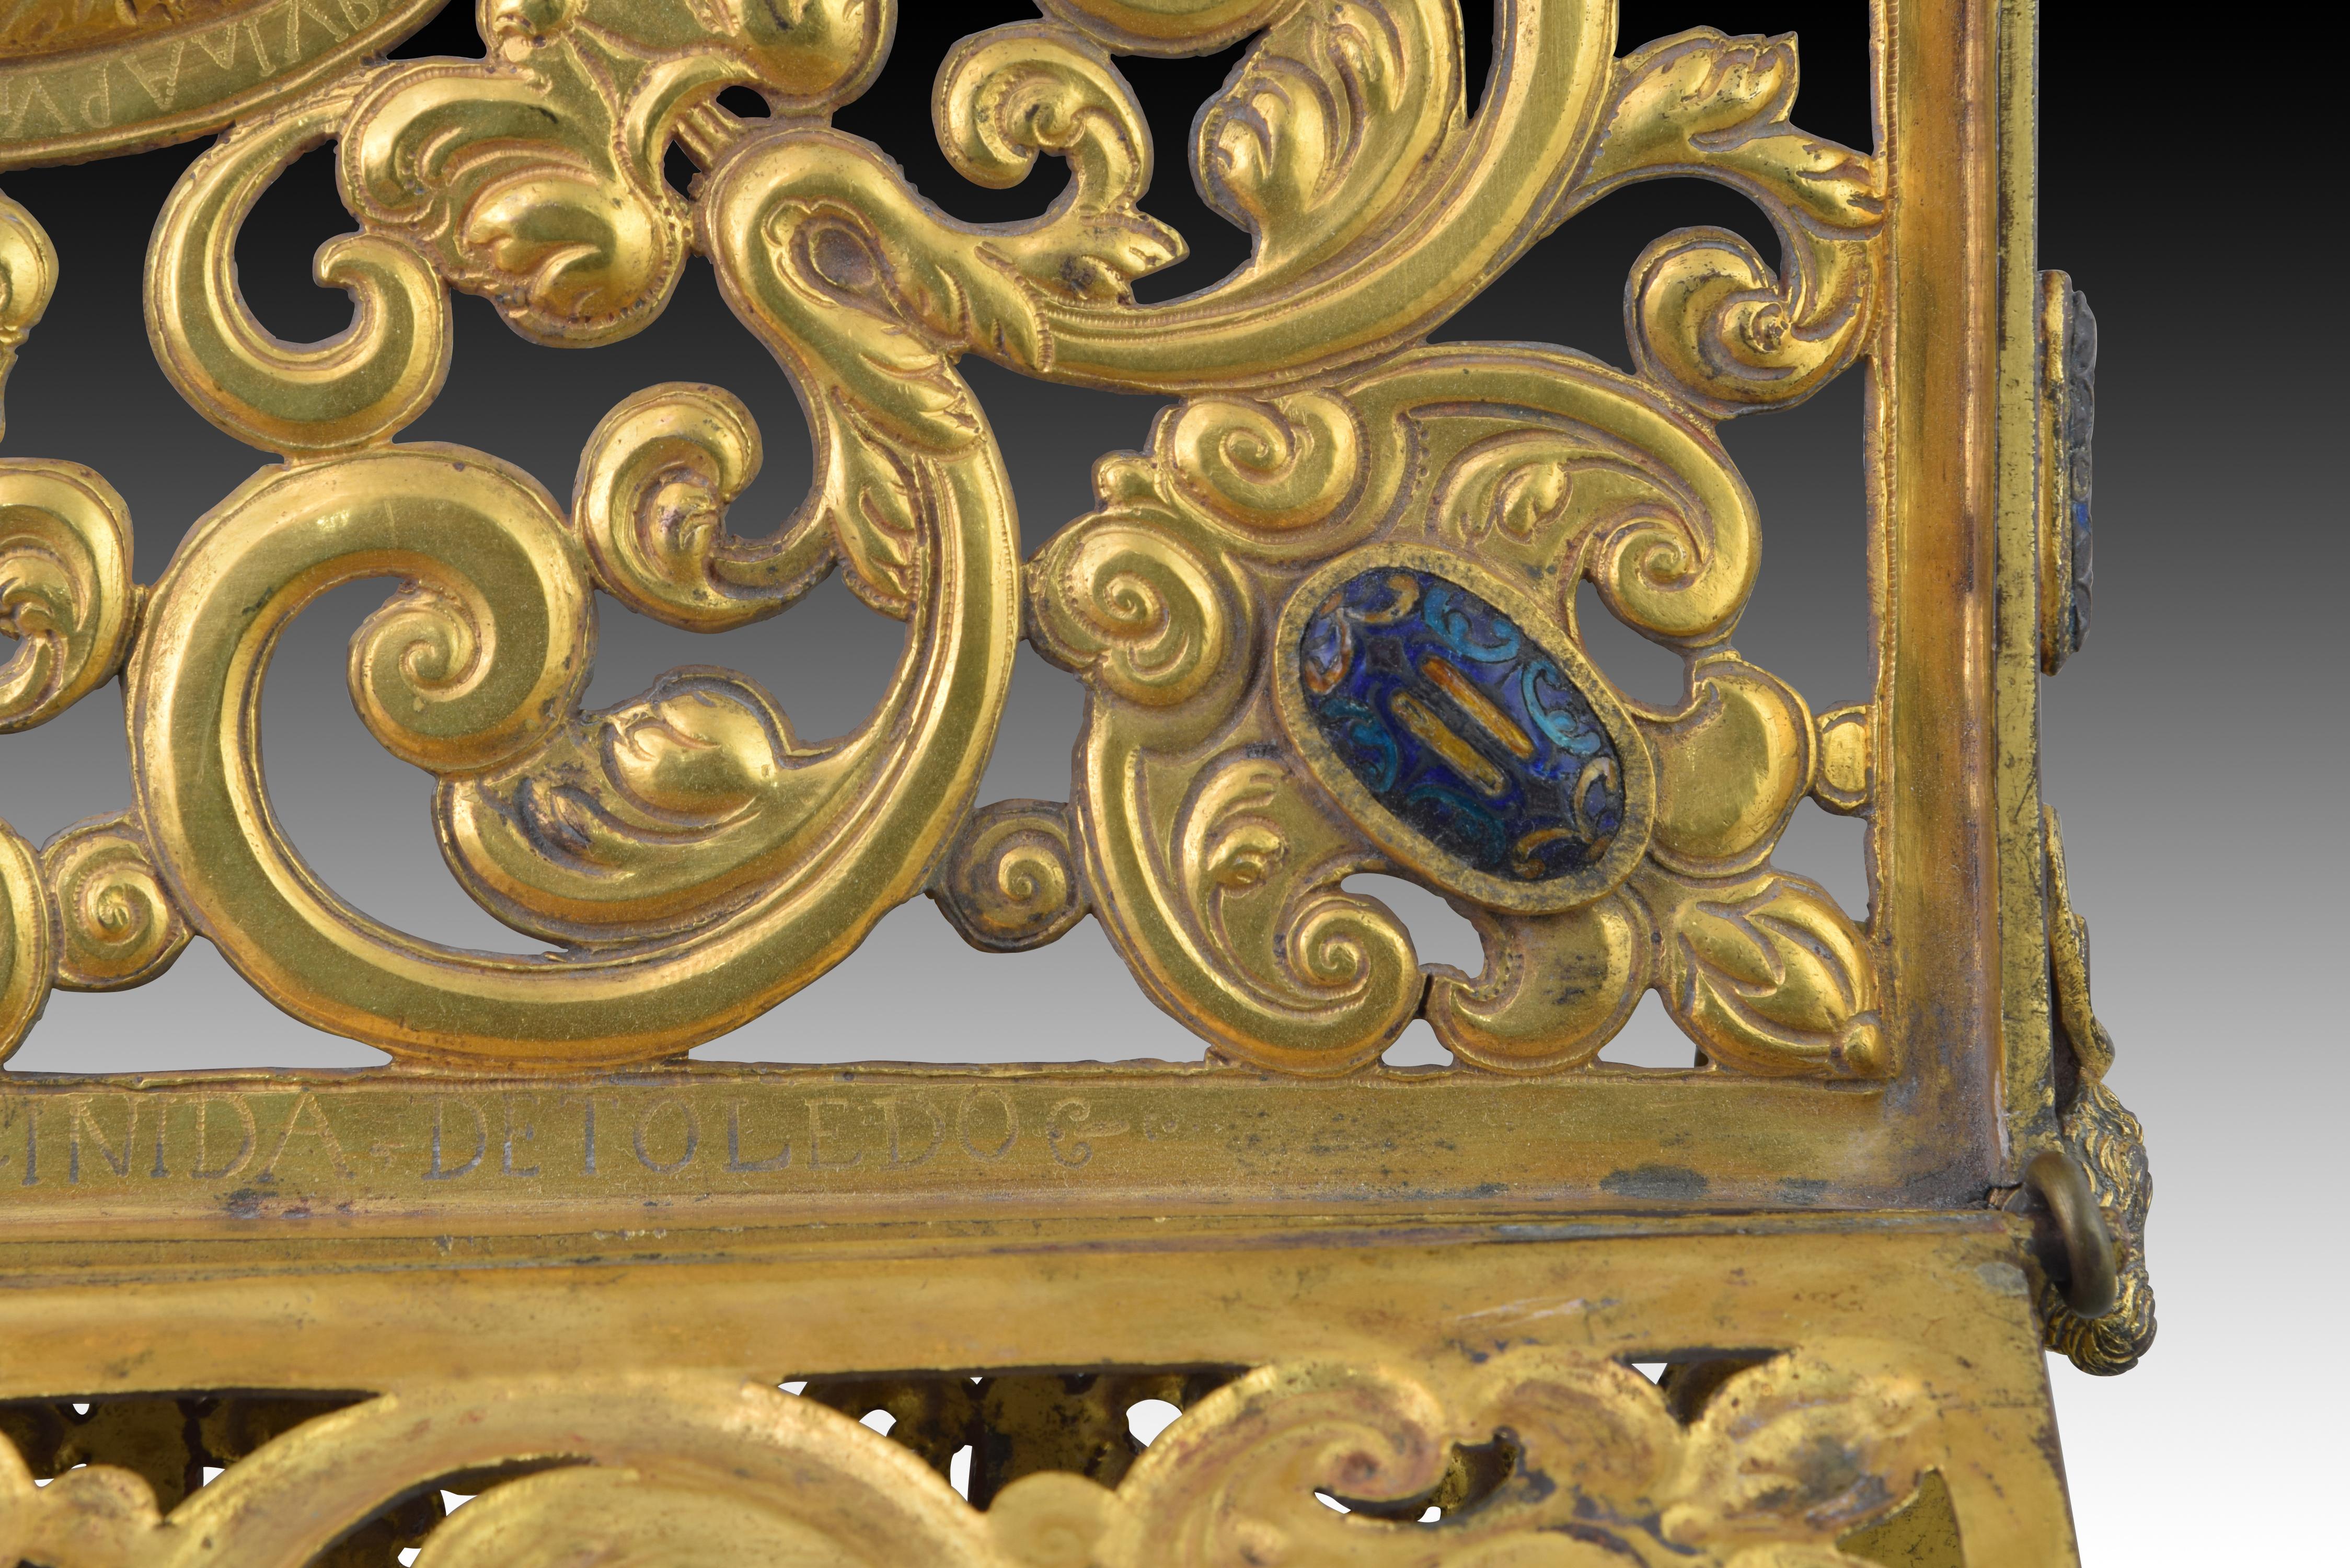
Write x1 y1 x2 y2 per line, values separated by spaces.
190 1094 256 1179
878 1096 944 1168
804 1099 858 1170
0 0 423 159
1046 1098 1132 1168
958 1089 1018 1162
502 1093 539 1177
425 1096 485 1180
631 1099 698 1172
723 1100 789 1172
0 1082 1164 1202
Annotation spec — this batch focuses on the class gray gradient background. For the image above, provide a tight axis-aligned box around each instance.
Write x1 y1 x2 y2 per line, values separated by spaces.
0 3 2330 1557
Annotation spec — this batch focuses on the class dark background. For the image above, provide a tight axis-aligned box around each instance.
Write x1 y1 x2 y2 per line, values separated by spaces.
0 5 2327 1553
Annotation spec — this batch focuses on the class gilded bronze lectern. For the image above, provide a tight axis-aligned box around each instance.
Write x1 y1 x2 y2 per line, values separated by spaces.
0 0 2153 1562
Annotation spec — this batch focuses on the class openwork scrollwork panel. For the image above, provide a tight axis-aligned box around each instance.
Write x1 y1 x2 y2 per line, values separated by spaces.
0 0 1896 1082
0 1346 1971 1568
0 5 2157 1562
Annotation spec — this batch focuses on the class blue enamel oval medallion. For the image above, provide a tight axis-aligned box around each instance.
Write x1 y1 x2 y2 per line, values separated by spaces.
1294 568 1630 889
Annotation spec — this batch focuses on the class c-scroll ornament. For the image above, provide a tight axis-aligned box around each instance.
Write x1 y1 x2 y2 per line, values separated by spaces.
145 76 451 459
0 1348 1952 1568
931 800 1091 955
3 0 1887 1081
122 361 1013 1070
1568 27 1884 417
41 816 191 993
1 195 142 1066
114 2 1035 1068
1031 348 1883 1078
337 0 891 348
0 460 137 736
691 1 1715 399
1 188 136 743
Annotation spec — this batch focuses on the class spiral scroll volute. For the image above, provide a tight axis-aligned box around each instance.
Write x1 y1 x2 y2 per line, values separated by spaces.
0 459 136 735
935 20 1180 305
931 800 1091 954
571 382 835 634
41 816 190 993
113 62 1026 1064
1572 28 1885 420
145 76 451 461
1102 1363 1456 1565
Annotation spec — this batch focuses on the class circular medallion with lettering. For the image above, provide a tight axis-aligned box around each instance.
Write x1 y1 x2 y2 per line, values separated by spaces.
0 0 444 169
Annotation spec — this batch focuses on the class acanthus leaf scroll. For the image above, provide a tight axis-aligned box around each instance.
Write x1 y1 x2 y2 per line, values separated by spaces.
114 0 1023 1066
1032 348 1883 1077
337 0 892 348
0 1 1891 1081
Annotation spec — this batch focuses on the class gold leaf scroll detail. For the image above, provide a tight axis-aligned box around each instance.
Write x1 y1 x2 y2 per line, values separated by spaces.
1037 345 1875 1075
0 201 102 1067
338 0 888 347
575 23 1175 620
1407 355 1880 1075
0 458 135 734
126 47 1026 1062
1096 1349 1936 1567
0 816 48 1065
1032 390 1419 1076
1642 653 1814 878
674 22 1177 612
1177 751 1420 1072
1026 0 1617 391
129 374 1015 1067
1568 28 1884 416
1635 864 1885 1079
742 2 1618 395
1029 510 1236 718
932 799 1090 954
1623 652 1884 1076
0 184 55 441
144 75 450 459
8 1377 997 1568
434 664 867 947
1161 388 1364 556
40 814 189 993
1191 0 1458 281
1422 896 1649 1074
0 1351 1944 1566
571 381 828 633
1416 391 1756 647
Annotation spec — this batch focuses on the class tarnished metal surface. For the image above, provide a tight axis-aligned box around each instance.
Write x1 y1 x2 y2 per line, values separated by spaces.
0 1215 2042 1565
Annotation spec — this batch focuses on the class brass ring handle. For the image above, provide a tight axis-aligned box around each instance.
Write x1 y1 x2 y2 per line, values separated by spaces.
2024 1149 2119 1319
